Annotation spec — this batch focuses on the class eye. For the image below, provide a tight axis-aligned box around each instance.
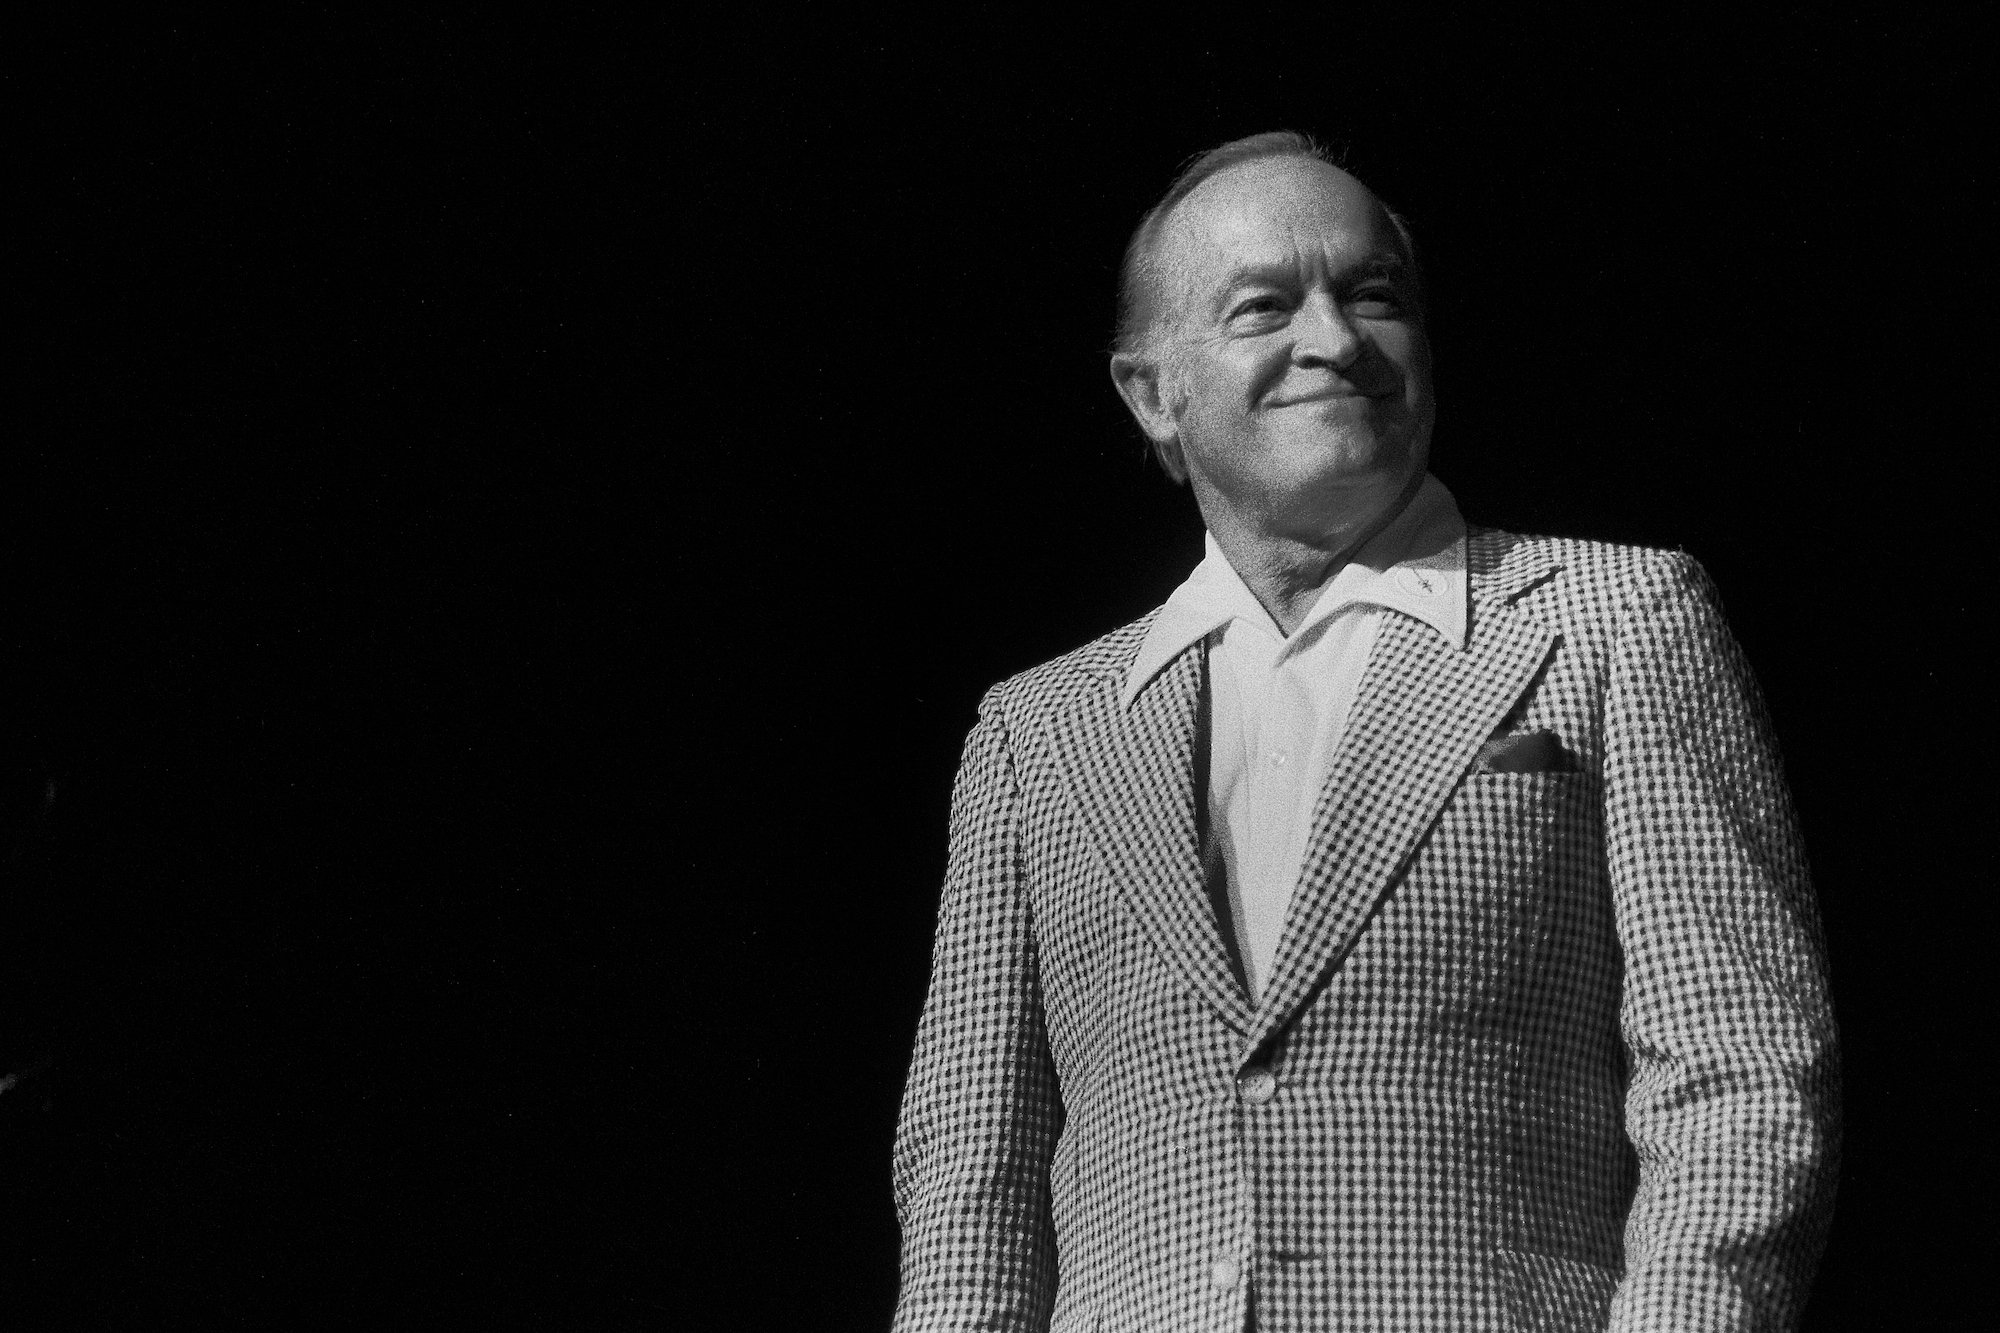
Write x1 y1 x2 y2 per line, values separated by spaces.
1350 287 1404 317
1230 294 1287 320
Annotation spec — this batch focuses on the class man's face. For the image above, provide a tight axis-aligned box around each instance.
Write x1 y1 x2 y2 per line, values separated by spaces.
1120 157 1434 547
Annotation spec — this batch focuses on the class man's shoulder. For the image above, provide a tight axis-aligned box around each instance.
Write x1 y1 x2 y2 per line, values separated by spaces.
976 607 1162 722
1468 523 1709 618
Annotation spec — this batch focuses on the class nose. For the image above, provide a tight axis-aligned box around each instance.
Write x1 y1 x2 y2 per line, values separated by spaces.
1291 293 1364 371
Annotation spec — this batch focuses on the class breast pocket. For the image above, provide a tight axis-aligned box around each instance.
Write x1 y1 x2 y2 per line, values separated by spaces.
1434 770 1589 886
1382 772 1596 1030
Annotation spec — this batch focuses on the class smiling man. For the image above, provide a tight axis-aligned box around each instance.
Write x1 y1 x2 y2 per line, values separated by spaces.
891 133 1839 1332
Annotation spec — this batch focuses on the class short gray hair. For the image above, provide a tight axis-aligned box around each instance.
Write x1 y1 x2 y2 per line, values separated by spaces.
1111 131 1422 355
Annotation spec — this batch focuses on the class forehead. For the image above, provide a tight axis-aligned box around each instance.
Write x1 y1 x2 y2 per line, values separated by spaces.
1160 157 1399 282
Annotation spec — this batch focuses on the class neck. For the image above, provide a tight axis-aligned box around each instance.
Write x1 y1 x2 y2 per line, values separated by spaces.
1204 473 1424 636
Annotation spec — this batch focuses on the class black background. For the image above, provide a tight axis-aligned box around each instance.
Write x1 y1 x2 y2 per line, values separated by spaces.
6 9 1990 1328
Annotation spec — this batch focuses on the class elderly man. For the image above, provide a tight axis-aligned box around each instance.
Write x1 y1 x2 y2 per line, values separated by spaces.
891 132 1838 1332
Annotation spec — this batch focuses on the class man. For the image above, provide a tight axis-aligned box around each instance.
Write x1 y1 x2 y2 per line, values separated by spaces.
891 132 1838 1332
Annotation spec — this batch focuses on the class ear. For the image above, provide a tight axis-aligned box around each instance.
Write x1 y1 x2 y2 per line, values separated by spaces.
1109 350 1188 483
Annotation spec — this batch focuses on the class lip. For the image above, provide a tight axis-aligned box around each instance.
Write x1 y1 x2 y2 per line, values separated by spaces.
1269 388 1392 407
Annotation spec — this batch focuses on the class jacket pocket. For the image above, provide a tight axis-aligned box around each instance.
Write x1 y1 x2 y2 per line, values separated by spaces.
1430 770 1588 879
1496 1247 1619 1332
1385 772 1587 1022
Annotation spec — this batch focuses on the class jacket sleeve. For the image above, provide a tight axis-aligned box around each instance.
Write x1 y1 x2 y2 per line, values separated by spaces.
1603 552 1841 1331
891 691 1062 1332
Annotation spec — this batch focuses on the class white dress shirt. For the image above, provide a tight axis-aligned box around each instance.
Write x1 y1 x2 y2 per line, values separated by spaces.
1121 475 1469 1001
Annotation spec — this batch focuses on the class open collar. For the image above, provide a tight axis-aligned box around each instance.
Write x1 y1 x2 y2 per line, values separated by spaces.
1121 474 1468 709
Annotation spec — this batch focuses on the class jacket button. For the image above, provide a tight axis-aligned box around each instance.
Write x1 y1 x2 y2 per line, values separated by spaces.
1237 1068 1278 1105
1209 1257 1241 1290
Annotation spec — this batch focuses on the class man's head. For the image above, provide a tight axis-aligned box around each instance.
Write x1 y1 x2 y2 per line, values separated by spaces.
1110 134 1433 553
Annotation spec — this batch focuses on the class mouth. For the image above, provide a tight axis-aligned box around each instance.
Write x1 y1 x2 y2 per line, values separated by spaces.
1271 389 1392 408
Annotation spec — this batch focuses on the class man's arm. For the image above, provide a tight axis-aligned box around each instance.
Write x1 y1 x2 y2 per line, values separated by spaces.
891 693 1062 1333
1603 551 1841 1331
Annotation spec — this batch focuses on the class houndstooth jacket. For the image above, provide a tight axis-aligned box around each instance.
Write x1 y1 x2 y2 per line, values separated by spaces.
892 528 1839 1333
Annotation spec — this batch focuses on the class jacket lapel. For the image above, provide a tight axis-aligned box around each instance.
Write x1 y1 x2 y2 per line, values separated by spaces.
1246 581 1557 1052
1044 643 1254 1035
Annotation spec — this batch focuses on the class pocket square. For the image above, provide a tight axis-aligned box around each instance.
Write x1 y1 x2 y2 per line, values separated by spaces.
1474 728 1577 774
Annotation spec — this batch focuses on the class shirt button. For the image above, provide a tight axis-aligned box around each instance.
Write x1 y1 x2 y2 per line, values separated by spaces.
1269 749 1289 768
1237 1068 1278 1105
1210 1257 1241 1290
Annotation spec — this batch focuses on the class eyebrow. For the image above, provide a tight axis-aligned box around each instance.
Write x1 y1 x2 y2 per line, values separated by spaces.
1215 252 1411 301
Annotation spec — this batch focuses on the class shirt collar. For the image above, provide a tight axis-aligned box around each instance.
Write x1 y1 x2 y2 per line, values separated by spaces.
1121 473 1468 708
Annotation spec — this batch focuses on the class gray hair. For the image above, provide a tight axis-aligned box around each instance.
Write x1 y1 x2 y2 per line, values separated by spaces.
1111 131 1422 355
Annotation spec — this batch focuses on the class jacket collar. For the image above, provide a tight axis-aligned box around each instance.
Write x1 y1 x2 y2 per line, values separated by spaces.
1052 522 1565 1041
1121 474 1470 709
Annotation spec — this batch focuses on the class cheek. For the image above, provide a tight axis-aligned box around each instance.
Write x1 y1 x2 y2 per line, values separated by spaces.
1390 331 1434 393
1164 361 1225 424
1181 349 1279 417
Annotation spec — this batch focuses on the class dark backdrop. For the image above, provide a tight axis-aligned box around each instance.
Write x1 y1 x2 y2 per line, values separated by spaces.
7 10 1989 1328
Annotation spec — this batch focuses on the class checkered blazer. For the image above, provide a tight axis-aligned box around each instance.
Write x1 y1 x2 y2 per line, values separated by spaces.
892 529 1839 1333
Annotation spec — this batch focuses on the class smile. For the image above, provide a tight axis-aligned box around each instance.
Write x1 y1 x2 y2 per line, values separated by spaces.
1270 389 1389 407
